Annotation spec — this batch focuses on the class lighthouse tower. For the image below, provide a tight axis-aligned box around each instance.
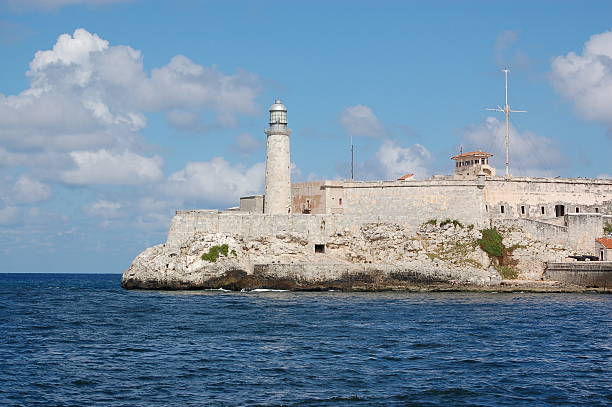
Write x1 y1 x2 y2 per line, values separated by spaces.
264 99 292 214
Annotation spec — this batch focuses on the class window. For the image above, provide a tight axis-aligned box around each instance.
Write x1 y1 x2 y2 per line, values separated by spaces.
521 205 525 215
501 205 505 214
555 205 565 217
541 206 545 215
595 208 599 213
339 198 342 206
485 205 488 212
575 207 580 213
314 244 325 253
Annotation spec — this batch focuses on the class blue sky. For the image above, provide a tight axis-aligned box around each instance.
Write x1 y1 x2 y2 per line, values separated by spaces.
1 0 611 273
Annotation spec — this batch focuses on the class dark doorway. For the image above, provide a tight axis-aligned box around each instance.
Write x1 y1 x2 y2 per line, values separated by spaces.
315 244 325 253
555 205 565 217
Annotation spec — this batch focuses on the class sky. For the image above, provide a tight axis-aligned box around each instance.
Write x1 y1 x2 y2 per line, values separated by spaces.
1 0 611 273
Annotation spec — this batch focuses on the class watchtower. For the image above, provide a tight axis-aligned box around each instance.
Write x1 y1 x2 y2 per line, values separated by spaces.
451 150 496 178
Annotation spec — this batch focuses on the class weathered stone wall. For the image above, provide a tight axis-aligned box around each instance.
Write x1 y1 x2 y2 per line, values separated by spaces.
173 178 612 258
166 211 434 250
483 177 612 219
239 195 264 213
290 177 612 222
544 262 612 287
339 179 487 227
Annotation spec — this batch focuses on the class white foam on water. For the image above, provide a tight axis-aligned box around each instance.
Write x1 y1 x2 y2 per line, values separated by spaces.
249 289 289 292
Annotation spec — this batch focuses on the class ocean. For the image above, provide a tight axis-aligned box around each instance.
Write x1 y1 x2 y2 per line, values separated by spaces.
0 273 610 406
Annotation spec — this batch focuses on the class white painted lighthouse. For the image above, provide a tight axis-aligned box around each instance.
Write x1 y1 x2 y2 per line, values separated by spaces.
264 99 292 214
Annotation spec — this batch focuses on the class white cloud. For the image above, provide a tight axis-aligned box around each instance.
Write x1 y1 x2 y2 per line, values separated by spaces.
339 105 385 138
166 110 200 129
375 140 431 180
231 133 262 154
12 175 51 203
165 158 265 206
84 200 123 218
462 117 565 176
0 28 261 187
6 0 131 11
551 30 612 132
60 150 164 185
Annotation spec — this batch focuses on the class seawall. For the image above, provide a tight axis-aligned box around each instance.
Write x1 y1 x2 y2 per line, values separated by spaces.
544 262 612 287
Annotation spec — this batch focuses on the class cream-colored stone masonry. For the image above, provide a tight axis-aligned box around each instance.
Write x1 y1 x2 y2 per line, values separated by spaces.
264 133 291 214
290 176 612 221
166 176 612 256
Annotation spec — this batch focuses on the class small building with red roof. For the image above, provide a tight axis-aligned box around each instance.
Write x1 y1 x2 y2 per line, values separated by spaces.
595 237 612 261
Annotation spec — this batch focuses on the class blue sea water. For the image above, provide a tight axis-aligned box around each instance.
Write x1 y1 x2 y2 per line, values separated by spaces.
0 274 610 407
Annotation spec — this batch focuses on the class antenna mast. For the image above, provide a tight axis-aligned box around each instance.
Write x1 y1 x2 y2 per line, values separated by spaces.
486 69 526 178
350 135 354 180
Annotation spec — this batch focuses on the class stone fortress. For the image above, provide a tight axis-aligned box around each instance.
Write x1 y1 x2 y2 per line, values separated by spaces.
122 99 612 290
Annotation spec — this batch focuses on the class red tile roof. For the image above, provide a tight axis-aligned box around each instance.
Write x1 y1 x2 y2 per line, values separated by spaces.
451 151 493 160
596 238 612 249
397 173 414 180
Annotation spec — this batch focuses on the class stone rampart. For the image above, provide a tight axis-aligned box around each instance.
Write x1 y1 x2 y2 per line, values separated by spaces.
165 211 468 251
544 262 612 287
493 217 569 247
341 180 487 226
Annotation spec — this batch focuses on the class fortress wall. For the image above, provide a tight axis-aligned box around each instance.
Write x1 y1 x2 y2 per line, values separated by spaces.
566 213 604 252
493 218 570 247
340 181 487 228
166 211 428 250
484 177 612 219
493 213 606 253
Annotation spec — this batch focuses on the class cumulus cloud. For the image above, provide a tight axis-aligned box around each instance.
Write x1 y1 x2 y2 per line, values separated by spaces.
165 158 265 206
0 28 261 189
462 117 565 176
5 0 131 11
84 200 123 218
12 175 51 203
551 30 612 133
375 140 431 180
60 150 164 185
339 105 385 138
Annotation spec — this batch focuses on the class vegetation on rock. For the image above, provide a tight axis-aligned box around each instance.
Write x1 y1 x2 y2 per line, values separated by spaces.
477 228 520 279
605 222 612 235
495 265 518 280
478 228 504 258
201 244 229 262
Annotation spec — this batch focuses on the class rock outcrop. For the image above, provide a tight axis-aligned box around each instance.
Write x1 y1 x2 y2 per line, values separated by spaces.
122 220 582 291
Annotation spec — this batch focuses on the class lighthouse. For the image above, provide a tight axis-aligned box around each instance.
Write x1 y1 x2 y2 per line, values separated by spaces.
264 99 292 214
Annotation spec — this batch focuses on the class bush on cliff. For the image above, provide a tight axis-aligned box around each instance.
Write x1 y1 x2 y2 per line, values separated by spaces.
201 244 229 262
478 228 503 258
477 228 521 279
605 223 612 235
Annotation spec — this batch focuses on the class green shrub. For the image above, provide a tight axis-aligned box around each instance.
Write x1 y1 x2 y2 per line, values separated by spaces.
495 265 518 279
477 228 504 258
425 219 437 226
605 223 612 235
201 244 229 262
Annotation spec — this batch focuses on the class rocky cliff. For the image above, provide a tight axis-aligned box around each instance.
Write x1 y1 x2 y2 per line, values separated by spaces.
121 220 581 291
